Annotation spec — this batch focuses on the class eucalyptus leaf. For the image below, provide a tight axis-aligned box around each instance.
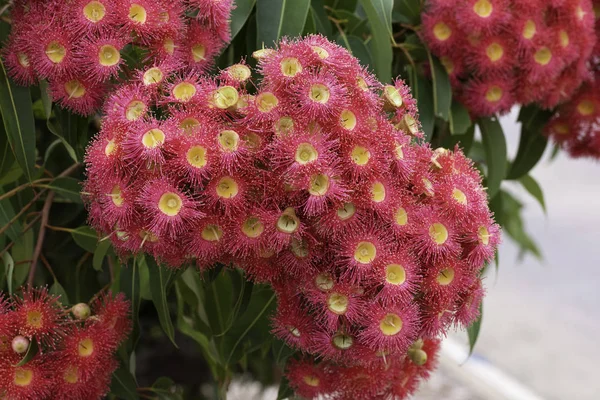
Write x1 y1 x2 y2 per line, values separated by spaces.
0 60 36 182
256 0 310 47
230 0 256 40
519 174 546 213
479 117 507 199
147 257 177 347
359 0 393 82
467 304 483 356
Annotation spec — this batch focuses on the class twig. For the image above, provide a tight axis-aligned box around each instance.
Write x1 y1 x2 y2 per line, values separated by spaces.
39 253 58 282
0 214 42 257
0 179 51 202
0 190 45 237
27 191 55 286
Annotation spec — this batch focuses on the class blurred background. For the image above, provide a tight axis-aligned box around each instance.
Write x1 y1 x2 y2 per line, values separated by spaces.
415 109 600 400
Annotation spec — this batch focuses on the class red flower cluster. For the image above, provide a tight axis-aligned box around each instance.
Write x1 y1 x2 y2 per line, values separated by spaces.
0 288 131 400
3 0 232 115
422 0 597 117
286 338 440 399
83 35 499 398
546 1 600 159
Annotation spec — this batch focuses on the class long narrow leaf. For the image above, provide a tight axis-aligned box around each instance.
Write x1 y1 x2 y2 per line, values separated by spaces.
256 0 310 47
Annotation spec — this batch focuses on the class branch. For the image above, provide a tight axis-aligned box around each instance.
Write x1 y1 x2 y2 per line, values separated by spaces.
27 191 54 286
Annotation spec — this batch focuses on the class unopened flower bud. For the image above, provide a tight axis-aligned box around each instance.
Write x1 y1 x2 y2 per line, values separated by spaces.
11 335 30 354
72 303 91 320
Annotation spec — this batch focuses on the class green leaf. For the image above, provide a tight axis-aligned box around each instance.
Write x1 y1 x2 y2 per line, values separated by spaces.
0 187 22 242
449 101 472 135
359 0 393 82
110 365 139 400
343 35 372 68
71 226 99 253
92 239 111 271
49 281 69 304
147 257 177 347
230 0 256 40
151 377 184 400
413 74 434 142
467 304 482 356
47 108 90 162
121 256 141 350
0 124 20 185
303 7 317 35
311 0 333 37
497 191 542 260
277 375 294 400
519 174 546 213
45 176 82 204
256 0 310 47
479 117 507 199
0 59 36 182
393 0 421 24
14 338 38 367
1 252 14 295
428 52 452 121
11 229 33 288
507 105 552 180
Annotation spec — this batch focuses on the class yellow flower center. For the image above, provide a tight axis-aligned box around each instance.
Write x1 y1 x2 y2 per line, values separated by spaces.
523 20 536 39
187 145 207 168
395 207 408 226
385 264 406 285
227 64 251 81
179 117 200 134
256 92 278 112
433 22 452 41
158 192 182 217
26 310 43 328
486 42 504 62
312 45 329 59
309 84 330 104
78 338 94 357
478 226 490 245
64 365 79 384
125 100 145 121
163 38 175 54
218 130 239 152
452 188 468 205
64 80 86 99
384 85 403 108
216 177 239 198
351 146 370 166
340 109 357 130
354 241 376 264
280 57 302 77
111 185 124 207
371 182 386 203
129 4 147 23
45 41 66 64
17 53 30 68
295 143 318 164
315 273 334 291
308 174 329 196
379 313 403 336
275 116 294 135
83 1 106 22
332 332 353 349
141 129 165 149
99 44 120 66
473 0 493 18
14 368 33 387
436 268 455 285
303 375 320 387
485 86 503 103
191 44 206 62
534 47 552 66
440 56 454 74
143 67 164 85
201 224 223 241
241 216 264 238
577 100 595 116
105 139 116 156
429 223 449 245
336 203 355 221
559 30 569 48
276 208 300 233
173 82 197 102
291 238 309 258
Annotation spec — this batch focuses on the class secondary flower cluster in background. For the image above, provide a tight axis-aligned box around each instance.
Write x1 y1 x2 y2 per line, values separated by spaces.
3 0 232 115
422 0 597 117
546 0 600 159
83 35 500 399
0 288 131 400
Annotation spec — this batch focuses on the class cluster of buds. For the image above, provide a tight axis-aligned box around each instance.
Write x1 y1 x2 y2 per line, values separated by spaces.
0 287 131 400
3 0 233 115
546 1 600 159
83 35 499 398
421 0 597 117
